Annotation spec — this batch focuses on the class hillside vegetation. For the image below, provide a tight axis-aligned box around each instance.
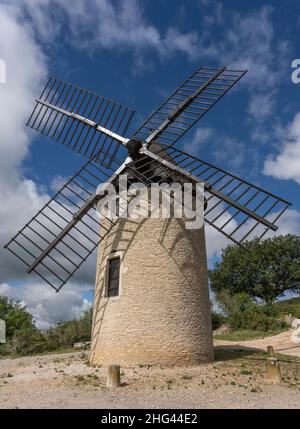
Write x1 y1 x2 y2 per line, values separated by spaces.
272 296 300 318
0 296 92 357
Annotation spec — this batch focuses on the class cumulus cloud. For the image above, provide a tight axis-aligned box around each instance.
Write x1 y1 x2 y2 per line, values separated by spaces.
219 6 277 88
212 136 246 170
205 224 232 261
247 91 276 122
0 282 92 329
184 127 247 172
274 209 300 236
205 207 300 263
0 3 95 327
13 0 201 67
183 127 214 155
198 3 289 128
0 4 48 281
264 112 300 185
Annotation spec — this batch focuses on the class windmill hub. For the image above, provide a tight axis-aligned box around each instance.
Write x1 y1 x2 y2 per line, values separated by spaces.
4 65 291 367
126 138 143 159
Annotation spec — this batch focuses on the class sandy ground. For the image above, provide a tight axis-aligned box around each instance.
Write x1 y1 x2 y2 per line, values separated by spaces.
215 329 300 358
0 337 299 409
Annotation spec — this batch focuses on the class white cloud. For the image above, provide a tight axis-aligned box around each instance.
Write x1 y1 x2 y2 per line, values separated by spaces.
212 136 246 170
264 112 300 184
0 281 92 329
0 3 97 290
204 205 239 260
0 4 95 328
247 91 276 122
273 209 300 236
0 4 48 282
49 175 68 193
205 207 300 263
205 224 232 261
183 127 214 155
203 0 224 26
12 0 201 68
199 4 289 124
212 6 279 89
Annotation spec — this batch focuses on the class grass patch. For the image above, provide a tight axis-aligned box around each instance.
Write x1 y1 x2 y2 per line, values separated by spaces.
214 328 286 342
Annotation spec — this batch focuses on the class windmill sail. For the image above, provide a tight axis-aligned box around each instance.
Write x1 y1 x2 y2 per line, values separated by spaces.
27 77 135 166
127 146 291 247
4 156 125 291
133 66 246 147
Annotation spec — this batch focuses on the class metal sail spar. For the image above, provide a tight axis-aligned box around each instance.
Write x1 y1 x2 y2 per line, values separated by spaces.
133 66 246 147
127 146 291 247
4 155 125 292
27 76 135 167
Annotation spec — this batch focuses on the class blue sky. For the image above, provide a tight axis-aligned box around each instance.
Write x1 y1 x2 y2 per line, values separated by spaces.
0 0 299 327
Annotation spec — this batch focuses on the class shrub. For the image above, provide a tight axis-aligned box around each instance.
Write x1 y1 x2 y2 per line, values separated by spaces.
216 291 287 332
0 296 35 340
211 312 227 330
5 327 49 356
228 304 285 332
0 297 93 357
45 307 93 349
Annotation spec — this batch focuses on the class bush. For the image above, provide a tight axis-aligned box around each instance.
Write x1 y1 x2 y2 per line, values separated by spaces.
215 291 287 332
211 312 227 330
228 305 286 332
4 327 49 356
0 296 93 357
0 296 35 340
45 308 92 350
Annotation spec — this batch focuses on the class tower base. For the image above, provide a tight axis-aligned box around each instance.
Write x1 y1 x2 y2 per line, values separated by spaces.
90 217 214 367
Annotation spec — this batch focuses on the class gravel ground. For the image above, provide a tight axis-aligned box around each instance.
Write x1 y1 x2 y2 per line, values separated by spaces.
215 329 300 358
0 346 299 409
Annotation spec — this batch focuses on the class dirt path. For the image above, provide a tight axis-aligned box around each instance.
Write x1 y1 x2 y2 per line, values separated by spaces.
0 347 299 409
214 329 300 358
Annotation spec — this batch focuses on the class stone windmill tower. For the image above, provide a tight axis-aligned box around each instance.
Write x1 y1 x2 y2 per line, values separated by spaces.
5 66 291 367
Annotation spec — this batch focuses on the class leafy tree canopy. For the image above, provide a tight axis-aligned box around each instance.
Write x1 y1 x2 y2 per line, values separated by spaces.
0 296 36 339
209 234 300 304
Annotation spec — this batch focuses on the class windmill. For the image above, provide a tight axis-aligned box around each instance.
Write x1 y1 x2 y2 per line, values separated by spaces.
5 66 291 366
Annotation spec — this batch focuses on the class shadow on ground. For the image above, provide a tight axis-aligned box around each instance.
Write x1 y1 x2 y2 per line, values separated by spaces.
214 345 264 362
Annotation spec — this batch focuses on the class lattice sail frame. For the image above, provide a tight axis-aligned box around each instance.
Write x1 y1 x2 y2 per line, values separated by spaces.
127 145 291 247
27 76 135 166
4 156 123 291
134 66 246 147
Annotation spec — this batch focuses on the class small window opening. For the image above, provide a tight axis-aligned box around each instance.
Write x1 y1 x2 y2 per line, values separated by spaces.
107 257 120 297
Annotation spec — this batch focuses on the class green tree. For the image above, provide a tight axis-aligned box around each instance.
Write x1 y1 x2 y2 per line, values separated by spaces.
0 296 36 339
0 297 93 356
0 296 44 355
209 235 300 304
